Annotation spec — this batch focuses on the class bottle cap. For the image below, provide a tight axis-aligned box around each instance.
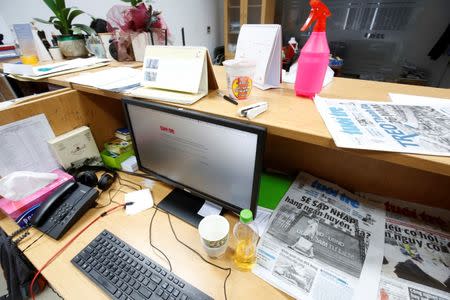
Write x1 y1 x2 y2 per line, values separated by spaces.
240 209 253 223
288 37 297 44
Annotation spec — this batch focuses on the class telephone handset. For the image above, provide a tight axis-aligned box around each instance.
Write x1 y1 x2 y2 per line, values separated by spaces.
31 181 77 226
31 180 99 240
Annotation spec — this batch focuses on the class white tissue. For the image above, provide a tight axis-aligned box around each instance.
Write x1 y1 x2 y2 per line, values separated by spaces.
0 171 58 201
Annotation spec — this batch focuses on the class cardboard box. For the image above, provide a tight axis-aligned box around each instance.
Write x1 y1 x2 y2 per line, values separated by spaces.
48 126 102 169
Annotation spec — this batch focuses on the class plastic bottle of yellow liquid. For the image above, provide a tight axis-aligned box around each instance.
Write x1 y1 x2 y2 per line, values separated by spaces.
233 209 259 271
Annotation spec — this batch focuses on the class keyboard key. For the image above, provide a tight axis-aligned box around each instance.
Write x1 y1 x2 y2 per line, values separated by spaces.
125 286 133 295
169 297 176 300
178 282 185 288
162 292 170 300
173 289 180 296
156 289 164 296
133 282 140 290
147 281 157 291
162 282 168 289
114 290 122 298
156 267 161 272
173 278 179 284
142 278 149 285
150 275 162 284
181 294 188 300
168 275 174 281
167 285 174 293
88 269 117 295
121 282 128 291
138 286 152 298
130 291 144 300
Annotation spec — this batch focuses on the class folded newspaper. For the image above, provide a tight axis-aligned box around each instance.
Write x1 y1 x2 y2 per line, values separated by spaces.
359 193 450 300
314 96 450 156
254 172 385 300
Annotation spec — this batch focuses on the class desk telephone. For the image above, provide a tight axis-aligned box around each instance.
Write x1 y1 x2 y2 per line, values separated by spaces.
31 181 99 240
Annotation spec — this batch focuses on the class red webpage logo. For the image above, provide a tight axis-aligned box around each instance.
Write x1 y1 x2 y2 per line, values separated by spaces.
160 126 175 134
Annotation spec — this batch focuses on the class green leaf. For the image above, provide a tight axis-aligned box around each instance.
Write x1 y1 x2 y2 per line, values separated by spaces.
34 17 53 24
53 20 69 34
72 23 95 35
55 0 66 10
121 0 132 2
67 9 84 24
61 7 71 20
42 0 59 15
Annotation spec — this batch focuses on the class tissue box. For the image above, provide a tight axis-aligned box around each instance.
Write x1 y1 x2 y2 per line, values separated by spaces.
0 169 73 221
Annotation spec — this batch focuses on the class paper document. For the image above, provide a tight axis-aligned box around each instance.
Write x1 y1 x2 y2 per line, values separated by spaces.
359 193 450 300
3 57 110 78
68 67 141 92
197 200 222 217
125 189 154 215
0 114 59 177
128 46 218 105
253 172 385 300
315 96 450 156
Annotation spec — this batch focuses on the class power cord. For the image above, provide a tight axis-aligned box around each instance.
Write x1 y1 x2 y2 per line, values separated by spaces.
29 203 133 300
148 208 173 272
158 208 232 300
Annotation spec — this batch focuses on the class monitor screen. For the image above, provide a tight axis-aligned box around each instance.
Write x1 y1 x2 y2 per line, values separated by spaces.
123 98 266 215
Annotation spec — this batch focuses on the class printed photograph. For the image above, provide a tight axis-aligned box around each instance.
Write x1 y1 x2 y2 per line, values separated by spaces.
272 254 317 293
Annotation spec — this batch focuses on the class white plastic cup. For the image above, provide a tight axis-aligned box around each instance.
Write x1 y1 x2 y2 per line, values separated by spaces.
198 215 230 258
222 59 256 101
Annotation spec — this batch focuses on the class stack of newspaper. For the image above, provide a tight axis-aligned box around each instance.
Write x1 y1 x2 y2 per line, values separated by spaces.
254 172 450 300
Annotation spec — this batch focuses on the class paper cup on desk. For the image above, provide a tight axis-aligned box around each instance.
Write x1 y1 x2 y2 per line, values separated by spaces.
198 215 230 258
223 59 255 101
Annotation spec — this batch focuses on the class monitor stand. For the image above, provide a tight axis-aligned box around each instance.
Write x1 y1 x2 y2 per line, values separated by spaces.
157 188 222 228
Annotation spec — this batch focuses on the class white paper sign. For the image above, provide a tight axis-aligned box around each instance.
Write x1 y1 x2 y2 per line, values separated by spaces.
235 24 282 90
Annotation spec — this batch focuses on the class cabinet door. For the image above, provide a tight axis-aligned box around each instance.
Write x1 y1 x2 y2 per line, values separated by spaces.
225 0 241 58
224 0 275 59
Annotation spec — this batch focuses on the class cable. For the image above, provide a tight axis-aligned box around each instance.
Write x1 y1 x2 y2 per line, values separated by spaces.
117 173 142 190
117 169 158 181
47 283 64 299
148 208 173 272
22 232 45 253
29 203 130 300
163 209 232 300
94 188 121 209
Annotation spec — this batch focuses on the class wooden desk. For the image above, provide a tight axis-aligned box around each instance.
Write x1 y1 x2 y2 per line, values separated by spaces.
44 65 450 207
0 176 287 300
0 65 449 299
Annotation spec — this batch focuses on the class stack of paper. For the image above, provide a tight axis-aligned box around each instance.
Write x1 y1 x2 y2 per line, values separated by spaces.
3 57 110 80
68 67 141 92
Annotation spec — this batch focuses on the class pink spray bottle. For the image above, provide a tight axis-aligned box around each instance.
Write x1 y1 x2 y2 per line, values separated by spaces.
294 0 331 99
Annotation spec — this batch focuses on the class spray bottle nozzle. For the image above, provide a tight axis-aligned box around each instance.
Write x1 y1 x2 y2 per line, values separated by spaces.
300 0 331 32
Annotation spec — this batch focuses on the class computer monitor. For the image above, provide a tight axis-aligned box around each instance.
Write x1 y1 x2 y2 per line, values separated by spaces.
123 98 266 227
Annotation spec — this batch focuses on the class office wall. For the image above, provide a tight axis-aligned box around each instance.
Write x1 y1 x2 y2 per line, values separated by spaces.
0 0 224 53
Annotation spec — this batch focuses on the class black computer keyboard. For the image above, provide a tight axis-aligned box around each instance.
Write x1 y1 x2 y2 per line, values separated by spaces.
72 230 213 300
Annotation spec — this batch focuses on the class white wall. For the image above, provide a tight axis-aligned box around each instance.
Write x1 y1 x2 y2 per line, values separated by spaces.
0 0 223 53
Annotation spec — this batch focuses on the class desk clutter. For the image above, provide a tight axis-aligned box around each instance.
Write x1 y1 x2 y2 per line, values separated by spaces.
0 1 449 298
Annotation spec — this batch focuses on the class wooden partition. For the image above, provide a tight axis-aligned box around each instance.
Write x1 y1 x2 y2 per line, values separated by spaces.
264 134 450 209
0 90 125 149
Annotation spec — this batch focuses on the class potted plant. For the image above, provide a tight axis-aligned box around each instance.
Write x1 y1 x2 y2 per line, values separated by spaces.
35 0 95 58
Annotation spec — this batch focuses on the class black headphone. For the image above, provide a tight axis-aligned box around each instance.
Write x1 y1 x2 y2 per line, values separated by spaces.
70 166 117 191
